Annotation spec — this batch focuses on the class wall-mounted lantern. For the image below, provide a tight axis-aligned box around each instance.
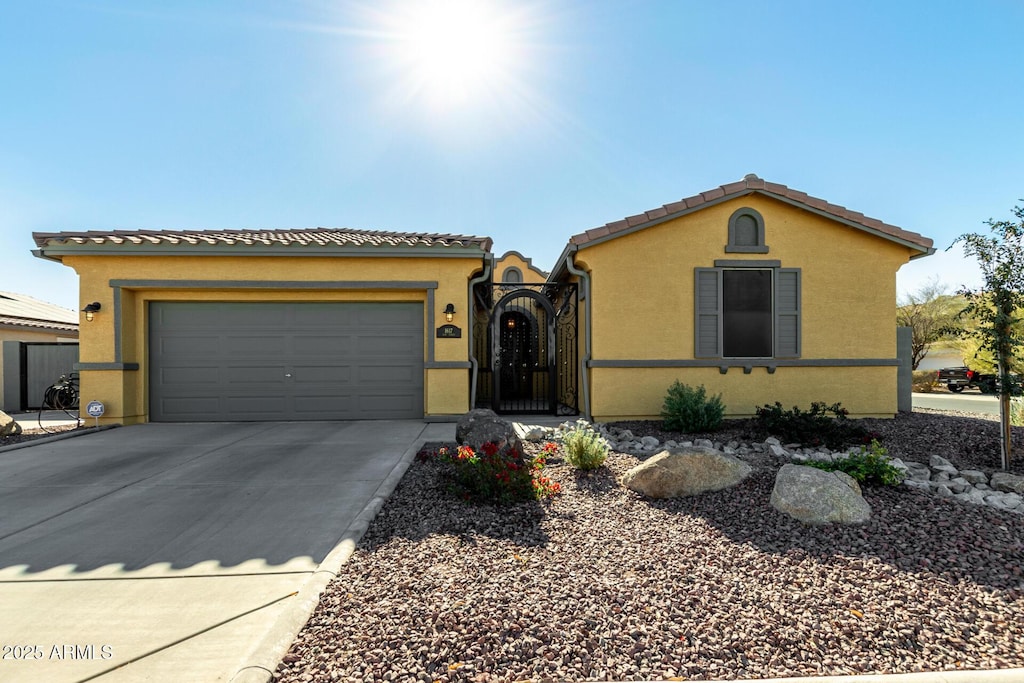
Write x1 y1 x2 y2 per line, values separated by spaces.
444 303 456 323
82 302 101 322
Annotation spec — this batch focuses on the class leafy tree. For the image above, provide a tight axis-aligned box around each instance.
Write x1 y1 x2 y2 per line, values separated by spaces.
952 202 1024 469
896 277 964 369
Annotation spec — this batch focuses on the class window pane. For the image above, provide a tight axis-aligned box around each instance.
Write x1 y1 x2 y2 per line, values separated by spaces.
723 270 772 357
734 214 759 246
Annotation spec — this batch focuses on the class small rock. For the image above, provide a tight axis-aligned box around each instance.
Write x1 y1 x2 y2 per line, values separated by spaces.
929 454 955 469
640 436 660 449
0 410 22 438
768 444 789 458
694 439 714 449
935 485 953 498
764 437 781 447
959 469 988 485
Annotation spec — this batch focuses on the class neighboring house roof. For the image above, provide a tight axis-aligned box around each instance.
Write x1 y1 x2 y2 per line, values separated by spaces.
0 291 79 333
32 228 493 259
563 173 935 260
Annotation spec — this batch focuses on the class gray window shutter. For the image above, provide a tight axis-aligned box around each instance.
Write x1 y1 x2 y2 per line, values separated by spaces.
694 268 721 357
775 268 801 357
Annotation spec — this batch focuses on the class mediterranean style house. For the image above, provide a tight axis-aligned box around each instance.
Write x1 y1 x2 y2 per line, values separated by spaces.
32 175 933 424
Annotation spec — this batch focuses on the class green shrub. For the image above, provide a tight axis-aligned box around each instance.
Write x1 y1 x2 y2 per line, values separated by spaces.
660 381 725 432
1012 397 1024 427
755 401 877 450
805 439 905 487
562 419 609 470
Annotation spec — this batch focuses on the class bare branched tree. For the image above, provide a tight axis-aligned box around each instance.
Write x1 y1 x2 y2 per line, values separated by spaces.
896 276 962 370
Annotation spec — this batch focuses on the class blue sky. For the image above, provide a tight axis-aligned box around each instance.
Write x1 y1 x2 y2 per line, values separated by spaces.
3 0 1022 312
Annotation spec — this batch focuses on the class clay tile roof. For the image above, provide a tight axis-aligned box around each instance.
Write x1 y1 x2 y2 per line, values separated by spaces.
567 174 933 253
33 227 493 252
0 291 79 332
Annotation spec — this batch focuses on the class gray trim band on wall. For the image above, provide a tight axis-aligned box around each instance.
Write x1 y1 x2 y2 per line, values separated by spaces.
588 358 899 368
109 280 439 289
426 361 472 369
75 362 140 371
713 260 782 268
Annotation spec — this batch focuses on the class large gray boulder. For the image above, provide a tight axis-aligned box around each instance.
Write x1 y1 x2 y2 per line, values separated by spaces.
990 472 1024 495
771 464 871 525
621 447 751 499
455 409 523 456
0 411 22 438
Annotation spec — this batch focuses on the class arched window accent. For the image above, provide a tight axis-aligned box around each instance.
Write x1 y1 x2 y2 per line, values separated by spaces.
502 267 523 283
726 207 768 253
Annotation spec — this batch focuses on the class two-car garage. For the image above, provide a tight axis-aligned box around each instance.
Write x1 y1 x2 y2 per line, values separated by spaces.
148 302 424 422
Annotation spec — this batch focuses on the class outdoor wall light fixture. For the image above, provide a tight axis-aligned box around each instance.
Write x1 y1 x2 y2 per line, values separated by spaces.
82 302 101 322
444 303 456 323
507 317 516 329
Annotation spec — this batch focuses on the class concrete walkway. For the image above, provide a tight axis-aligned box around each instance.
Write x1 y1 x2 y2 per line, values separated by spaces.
0 420 451 682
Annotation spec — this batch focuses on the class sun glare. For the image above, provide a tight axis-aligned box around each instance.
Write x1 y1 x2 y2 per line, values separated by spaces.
377 0 532 111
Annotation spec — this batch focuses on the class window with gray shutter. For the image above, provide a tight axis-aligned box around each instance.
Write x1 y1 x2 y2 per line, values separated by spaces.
774 268 801 357
694 268 721 357
694 266 801 359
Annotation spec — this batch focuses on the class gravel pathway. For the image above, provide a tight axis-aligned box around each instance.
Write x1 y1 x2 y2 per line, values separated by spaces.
275 411 1024 682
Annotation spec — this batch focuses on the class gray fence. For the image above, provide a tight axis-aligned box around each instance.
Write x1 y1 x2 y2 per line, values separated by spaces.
2 341 80 411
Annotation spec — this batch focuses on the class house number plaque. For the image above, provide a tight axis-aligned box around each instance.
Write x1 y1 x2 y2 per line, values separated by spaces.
436 324 462 338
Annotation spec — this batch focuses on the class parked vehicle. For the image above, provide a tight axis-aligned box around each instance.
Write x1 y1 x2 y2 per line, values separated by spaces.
936 366 1021 394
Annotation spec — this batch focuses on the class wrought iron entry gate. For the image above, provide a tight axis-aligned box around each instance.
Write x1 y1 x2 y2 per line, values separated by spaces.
472 282 578 415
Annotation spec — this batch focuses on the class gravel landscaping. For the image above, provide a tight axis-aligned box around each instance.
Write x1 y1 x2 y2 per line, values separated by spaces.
277 409 1024 682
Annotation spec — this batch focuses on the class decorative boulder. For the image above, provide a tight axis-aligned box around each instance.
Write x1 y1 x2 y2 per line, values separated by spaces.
621 447 752 498
771 464 871 525
455 409 523 455
0 411 22 438
990 472 1024 495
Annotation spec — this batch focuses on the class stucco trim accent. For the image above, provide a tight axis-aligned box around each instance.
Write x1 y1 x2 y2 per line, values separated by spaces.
589 358 899 368
726 207 769 253
75 362 140 371
713 260 782 268
426 361 472 369
109 280 439 290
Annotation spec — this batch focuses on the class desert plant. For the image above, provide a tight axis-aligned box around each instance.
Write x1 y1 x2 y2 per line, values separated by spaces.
805 440 905 486
660 381 725 432
911 369 939 393
755 401 877 450
562 419 609 470
421 442 559 504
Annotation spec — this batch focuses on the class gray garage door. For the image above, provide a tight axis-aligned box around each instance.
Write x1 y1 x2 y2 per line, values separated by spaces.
149 302 424 421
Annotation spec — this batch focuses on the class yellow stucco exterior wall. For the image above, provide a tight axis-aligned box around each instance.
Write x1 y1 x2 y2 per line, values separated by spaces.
573 194 920 420
64 254 483 424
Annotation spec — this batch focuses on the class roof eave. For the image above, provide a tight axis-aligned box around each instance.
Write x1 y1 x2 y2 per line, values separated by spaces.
30 242 491 259
565 187 934 258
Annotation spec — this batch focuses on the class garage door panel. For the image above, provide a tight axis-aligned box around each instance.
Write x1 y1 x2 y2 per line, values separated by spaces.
224 335 288 355
160 335 225 356
291 365 352 383
293 336 354 355
356 335 420 354
150 302 424 421
357 364 418 383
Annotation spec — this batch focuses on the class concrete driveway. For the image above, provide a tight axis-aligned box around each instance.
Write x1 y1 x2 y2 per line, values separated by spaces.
0 420 444 682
